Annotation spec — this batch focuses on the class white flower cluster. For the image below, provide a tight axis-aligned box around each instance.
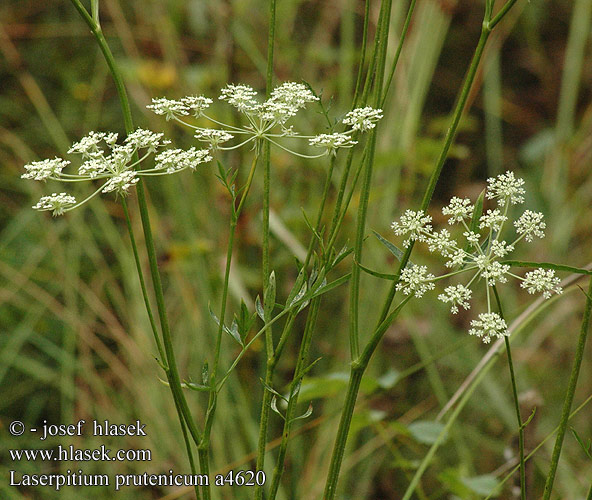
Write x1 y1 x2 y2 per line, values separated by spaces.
32 192 77 216
23 128 211 215
148 82 382 158
390 171 563 343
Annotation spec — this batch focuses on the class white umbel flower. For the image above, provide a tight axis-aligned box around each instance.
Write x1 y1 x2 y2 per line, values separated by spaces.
219 84 258 113
125 128 169 152
438 284 472 314
78 158 110 178
490 240 515 258
102 171 139 194
269 82 319 109
481 261 511 285
33 192 76 216
479 209 507 231
155 148 212 173
309 133 357 155
469 312 509 343
486 170 526 205
521 268 563 299
427 229 456 256
396 265 435 298
22 158 70 181
194 129 234 148
445 249 466 268
181 95 213 117
147 98 189 120
391 210 433 247
514 210 546 242
342 107 383 132
68 131 115 158
442 197 474 224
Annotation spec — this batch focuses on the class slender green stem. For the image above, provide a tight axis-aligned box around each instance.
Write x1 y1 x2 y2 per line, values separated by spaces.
254 3 277 491
259 152 337 499
212 152 260 380
381 0 417 108
543 277 592 499
323 1 525 493
323 298 410 500
488 0 520 30
268 299 321 499
493 286 526 500
68 0 205 492
120 199 165 362
351 0 370 108
200 150 260 488
349 0 394 360
171 395 201 500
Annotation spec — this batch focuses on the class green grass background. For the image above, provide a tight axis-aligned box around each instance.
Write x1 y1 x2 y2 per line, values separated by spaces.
1 0 591 498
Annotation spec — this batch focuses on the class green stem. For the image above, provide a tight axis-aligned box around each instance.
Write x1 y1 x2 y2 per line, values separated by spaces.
323 1 527 493
543 277 592 499
120 198 165 363
381 0 418 108
69 0 204 489
494 286 526 500
349 0 394 360
267 299 322 499
255 3 276 491
323 297 410 499
201 151 260 485
262 152 337 499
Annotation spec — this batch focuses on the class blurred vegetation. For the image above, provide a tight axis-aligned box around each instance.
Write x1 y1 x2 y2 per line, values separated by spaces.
1 0 591 498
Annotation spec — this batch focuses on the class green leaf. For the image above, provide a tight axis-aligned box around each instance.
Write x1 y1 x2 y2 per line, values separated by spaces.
286 270 307 308
331 245 353 268
373 230 406 262
227 319 243 346
291 403 313 423
408 420 447 445
270 396 285 420
356 260 396 280
260 378 288 403
185 381 212 392
307 273 350 301
501 261 592 276
571 428 592 459
255 295 265 321
235 300 256 341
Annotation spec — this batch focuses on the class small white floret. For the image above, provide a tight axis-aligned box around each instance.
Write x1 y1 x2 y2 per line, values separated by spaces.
469 312 509 343
33 192 76 216
486 170 526 205
442 196 473 224
438 284 472 314
396 264 435 298
22 158 70 181
342 107 383 132
521 268 563 299
514 210 545 242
